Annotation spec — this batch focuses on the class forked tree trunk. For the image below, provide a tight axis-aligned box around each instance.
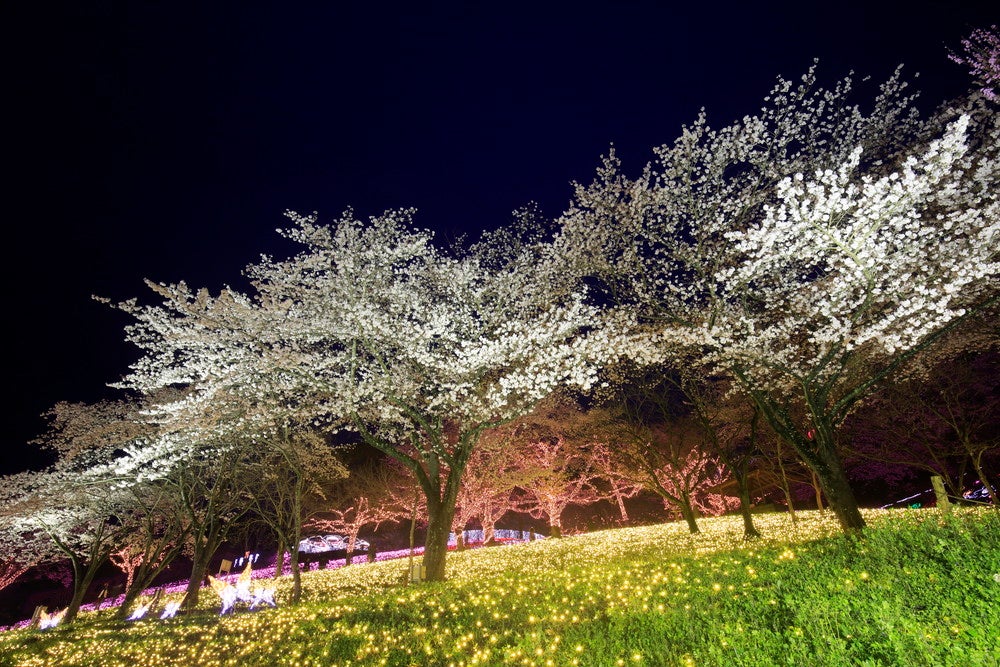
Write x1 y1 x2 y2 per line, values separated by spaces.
752 394 866 534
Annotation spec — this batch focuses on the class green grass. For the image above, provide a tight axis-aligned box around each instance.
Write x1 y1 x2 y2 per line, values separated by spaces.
2 508 998 667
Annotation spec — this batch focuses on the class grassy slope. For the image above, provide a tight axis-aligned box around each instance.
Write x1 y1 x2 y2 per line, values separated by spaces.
1 508 998 667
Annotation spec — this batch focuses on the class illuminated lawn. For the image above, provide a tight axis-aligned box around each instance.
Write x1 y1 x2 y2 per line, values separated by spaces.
2 508 998 666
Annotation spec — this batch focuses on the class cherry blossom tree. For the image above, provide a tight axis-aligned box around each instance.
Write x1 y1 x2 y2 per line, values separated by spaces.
106 209 602 581
4 467 129 624
0 557 34 594
552 64 1000 533
949 25 1000 102
246 428 346 602
453 429 533 545
108 482 189 618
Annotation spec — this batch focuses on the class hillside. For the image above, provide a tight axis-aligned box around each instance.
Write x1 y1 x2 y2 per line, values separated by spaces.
2 508 998 667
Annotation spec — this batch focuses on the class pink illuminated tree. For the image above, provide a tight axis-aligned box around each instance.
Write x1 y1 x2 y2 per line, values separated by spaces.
306 459 407 564
949 25 1000 101
501 397 605 538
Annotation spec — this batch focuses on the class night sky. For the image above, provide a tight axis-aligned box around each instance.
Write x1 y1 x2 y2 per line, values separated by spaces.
4 1 994 475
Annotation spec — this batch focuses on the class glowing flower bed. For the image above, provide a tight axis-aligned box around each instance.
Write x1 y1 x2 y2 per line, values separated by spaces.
2 508 997 666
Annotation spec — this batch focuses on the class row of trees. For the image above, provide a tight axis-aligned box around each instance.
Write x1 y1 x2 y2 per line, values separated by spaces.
2 31 998 624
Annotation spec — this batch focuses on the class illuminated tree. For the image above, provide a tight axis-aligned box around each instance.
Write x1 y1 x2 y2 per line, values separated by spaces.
3 467 128 624
502 397 604 538
585 439 645 524
110 482 189 618
552 64 1000 533
107 209 602 581
306 458 405 563
3 399 161 623
451 431 529 545
949 25 1000 102
0 556 34 594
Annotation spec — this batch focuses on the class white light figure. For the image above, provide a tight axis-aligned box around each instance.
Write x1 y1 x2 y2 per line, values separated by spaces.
232 559 255 605
38 608 67 629
160 601 181 619
250 587 276 609
209 574 239 615
219 584 238 615
127 603 150 621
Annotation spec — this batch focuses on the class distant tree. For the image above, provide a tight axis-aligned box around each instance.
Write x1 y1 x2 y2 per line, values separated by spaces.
306 458 405 564
846 350 1000 505
585 439 645 524
608 373 739 534
949 25 1000 102
503 397 604 538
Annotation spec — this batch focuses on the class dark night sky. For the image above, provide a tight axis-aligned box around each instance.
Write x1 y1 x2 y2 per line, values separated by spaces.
3 1 995 475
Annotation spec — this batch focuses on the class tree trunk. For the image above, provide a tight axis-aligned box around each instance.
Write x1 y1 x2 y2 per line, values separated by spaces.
289 548 302 603
613 490 630 523
774 440 798 524
180 544 214 610
274 544 286 578
970 452 999 507
811 470 825 513
422 500 455 581
678 494 700 534
64 556 102 624
735 468 760 539
812 436 866 533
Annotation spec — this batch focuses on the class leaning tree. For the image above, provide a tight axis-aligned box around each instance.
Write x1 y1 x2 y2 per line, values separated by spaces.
551 63 999 533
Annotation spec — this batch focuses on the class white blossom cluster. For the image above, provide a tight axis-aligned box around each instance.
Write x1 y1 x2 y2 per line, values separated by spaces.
100 206 611 482
554 66 999 415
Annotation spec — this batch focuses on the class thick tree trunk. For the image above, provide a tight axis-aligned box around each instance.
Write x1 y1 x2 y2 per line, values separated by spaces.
755 396 865 534
812 437 866 533
422 501 455 581
735 469 760 539
181 554 209 610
